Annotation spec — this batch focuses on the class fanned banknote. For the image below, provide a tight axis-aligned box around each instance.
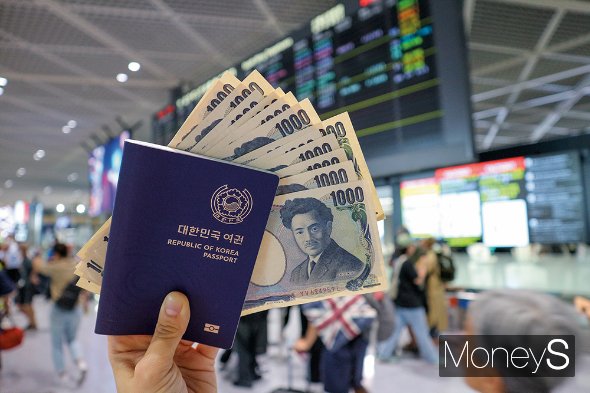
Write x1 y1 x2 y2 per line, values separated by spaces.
209 97 318 160
76 71 387 318
242 181 386 315
248 134 341 172
276 149 350 178
170 71 240 147
205 91 298 155
234 126 323 165
198 88 286 153
177 70 273 152
276 161 358 195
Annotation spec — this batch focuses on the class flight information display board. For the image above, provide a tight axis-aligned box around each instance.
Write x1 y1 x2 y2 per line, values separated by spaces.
240 0 438 140
525 152 586 243
168 0 473 176
400 152 587 246
435 164 482 246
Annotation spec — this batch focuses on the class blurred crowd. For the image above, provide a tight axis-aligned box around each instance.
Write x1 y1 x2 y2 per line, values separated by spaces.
0 236 88 386
1 233 589 393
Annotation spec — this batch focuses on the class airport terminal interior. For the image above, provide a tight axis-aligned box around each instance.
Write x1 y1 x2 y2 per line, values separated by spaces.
1 0 590 392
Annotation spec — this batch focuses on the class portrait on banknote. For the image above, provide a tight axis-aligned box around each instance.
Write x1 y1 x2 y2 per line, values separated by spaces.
280 197 364 285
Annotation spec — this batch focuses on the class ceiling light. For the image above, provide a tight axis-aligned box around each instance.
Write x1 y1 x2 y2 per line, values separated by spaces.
62 126 71 134
4 180 13 188
56 203 65 213
76 204 86 214
43 186 52 195
34 149 46 160
67 120 77 128
128 62 141 72
67 172 79 182
0 77 6 86
116 73 128 83
16 168 26 177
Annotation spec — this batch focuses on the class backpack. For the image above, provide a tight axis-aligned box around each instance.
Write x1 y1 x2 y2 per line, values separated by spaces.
437 252 455 282
55 278 82 310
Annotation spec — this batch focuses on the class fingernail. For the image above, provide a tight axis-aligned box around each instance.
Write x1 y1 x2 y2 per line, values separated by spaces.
165 294 182 317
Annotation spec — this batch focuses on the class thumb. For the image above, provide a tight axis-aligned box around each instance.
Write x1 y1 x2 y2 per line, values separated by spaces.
145 292 190 361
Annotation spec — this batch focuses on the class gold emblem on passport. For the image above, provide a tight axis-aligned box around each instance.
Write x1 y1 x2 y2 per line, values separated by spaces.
204 323 220 334
211 185 253 224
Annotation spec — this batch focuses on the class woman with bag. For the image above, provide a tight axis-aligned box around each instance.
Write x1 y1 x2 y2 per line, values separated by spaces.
33 243 88 386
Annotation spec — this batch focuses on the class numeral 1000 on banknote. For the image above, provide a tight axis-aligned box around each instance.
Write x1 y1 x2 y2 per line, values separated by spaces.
319 121 346 138
307 156 342 171
206 84 234 112
276 110 312 136
314 168 349 187
299 143 332 161
330 186 365 206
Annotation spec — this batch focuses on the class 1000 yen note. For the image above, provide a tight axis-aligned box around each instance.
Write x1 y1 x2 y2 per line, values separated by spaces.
314 113 384 220
170 71 240 147
190 88 264 153
276 161 358 195
225 88 285 132
75 220 111 285
76 277 101 294
234 126 327 165
241 181 386 315
190 72 277 153
177 70 273 151
220 99 321 160
248 134 341 172
275 149 350 178
204 92 298 158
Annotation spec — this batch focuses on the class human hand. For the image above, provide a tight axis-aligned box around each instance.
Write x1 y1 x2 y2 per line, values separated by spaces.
108 292 219 393
293 337 311 353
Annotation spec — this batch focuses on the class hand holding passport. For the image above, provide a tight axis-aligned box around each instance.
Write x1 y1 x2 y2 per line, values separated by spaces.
108 291 219 393
76 71 387 348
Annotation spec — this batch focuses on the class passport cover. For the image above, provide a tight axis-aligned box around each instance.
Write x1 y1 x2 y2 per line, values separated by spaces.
95 140 279 348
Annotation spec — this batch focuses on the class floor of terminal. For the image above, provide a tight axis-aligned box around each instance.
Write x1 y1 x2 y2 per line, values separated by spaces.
2 296 589 393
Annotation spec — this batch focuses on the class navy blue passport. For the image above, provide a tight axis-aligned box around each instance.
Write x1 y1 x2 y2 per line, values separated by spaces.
95 140 278 348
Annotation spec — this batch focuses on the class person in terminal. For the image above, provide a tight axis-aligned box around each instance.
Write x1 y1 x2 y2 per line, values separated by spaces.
233 310 269 387
33 243 88 386
421 237 448 339
464 289 583 393
0 261 15 315
14 244 38 330
2 235 23 286
377 246 439 364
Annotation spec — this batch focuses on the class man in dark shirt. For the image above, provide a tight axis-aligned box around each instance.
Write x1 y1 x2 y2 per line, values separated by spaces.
377 248 438 364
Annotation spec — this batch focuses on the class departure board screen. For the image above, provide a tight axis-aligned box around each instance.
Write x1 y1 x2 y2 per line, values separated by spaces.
239 0 440 142
168 0 474 176
525 152 586 243
400 152 587 246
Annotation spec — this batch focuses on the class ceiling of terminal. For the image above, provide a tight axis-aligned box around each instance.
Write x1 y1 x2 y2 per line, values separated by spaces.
0 0 589 209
